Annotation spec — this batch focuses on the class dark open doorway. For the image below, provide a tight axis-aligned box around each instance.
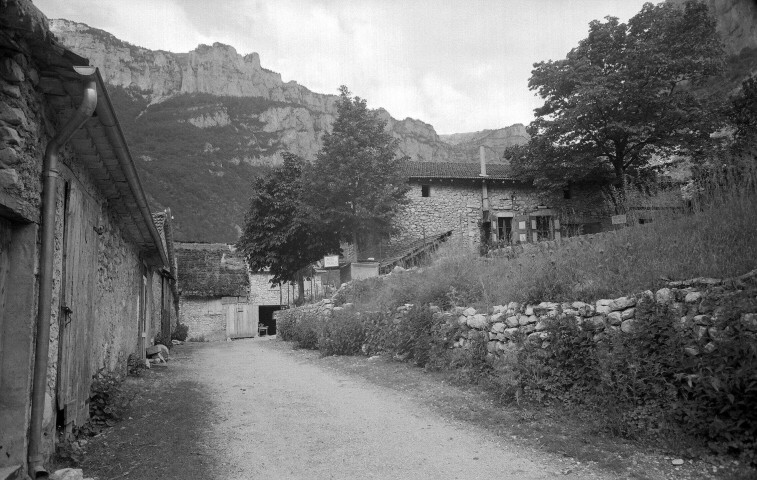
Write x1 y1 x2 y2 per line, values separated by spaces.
259 305 281 335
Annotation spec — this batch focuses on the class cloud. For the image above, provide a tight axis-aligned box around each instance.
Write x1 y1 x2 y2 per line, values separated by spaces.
34 0 650 133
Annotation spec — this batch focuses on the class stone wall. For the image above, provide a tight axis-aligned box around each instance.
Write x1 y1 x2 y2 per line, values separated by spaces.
394 180 609 248
180 297 227 341
0 16 161 470
276 269 757 361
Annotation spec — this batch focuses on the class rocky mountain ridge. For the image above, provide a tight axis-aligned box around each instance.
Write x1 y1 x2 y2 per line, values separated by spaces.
50 19 527 165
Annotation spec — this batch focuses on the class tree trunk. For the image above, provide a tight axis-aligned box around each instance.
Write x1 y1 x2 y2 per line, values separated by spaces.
296 273 305 304
352 229 359 262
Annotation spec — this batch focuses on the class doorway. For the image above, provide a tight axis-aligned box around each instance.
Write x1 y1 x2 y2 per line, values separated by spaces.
258 305 281 335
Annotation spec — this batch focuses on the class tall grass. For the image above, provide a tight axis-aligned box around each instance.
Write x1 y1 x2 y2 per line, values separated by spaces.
345 161 757 310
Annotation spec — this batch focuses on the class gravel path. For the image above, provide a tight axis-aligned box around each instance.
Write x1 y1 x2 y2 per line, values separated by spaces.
186 337 616 480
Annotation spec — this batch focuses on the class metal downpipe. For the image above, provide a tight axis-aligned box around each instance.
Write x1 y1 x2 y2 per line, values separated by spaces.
28 73 97 478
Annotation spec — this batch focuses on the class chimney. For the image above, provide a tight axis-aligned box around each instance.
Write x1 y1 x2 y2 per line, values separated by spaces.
480 146 489 214
479 145 487 177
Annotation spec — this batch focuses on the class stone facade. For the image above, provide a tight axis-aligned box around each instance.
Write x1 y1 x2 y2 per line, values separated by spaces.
0 2 172 475
393 162 610 252
179 297 229 341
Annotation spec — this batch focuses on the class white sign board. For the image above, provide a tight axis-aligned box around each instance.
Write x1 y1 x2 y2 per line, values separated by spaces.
323 255 339 268
611 214 627 225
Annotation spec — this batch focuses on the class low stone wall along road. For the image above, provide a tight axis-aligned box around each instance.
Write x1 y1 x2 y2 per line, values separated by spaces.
80 338 620 480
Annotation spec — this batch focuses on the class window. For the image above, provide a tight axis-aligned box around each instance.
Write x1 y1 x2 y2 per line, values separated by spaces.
563 188 571 199
497 217 512 243
532 216 552 241
421 184 430 197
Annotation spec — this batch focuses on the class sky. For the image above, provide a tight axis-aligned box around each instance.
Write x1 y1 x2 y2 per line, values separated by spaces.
34 0 651 134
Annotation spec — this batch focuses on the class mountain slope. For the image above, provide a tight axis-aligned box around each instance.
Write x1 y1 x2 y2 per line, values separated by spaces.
50 19 528 242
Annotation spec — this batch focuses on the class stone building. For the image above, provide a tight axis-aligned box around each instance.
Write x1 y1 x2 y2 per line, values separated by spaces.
149 209 180 344
395 160 609 251
0 1 174 477
176 242 253 341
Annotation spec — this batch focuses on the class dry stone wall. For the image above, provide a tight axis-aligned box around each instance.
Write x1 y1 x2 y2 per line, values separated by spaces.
276 269 757 361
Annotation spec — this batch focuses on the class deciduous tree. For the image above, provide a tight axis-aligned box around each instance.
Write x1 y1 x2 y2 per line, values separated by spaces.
513 1 725 204
236 152 339 299
309 86 409 259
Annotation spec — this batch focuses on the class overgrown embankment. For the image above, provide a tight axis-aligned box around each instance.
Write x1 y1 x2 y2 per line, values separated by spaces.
277 169 757 467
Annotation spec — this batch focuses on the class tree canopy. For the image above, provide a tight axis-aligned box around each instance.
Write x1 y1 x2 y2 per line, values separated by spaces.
236 152 339 291
308 86 409 259
512 1 725 195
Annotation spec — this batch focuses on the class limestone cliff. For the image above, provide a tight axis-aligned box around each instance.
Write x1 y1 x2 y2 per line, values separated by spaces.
49 19 498 164
667 0 757 56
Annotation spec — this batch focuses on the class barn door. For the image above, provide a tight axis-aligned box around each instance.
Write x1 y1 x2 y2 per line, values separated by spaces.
225 297 254 338
57 181 98 436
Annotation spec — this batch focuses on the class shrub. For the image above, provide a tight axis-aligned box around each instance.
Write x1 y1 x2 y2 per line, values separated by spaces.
276 312 297 341
318 310 366 356
89 370 134 427
293 312 320 350
172 323 188 341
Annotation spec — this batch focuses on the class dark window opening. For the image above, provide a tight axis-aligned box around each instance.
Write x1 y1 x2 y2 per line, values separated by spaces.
563 188 571 199
497 217 512 243
639 218 653 225
535 216 551 241
421 184 430 197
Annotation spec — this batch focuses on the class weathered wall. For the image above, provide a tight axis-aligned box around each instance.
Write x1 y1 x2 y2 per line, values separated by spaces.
180 297 227 341
394 180 609 248
0 27 152 469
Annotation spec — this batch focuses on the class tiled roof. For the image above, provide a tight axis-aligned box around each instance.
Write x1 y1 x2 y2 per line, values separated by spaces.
176 243 249 298
400 161 517 180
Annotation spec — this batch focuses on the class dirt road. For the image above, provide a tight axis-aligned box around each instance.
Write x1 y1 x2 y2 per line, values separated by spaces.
80 338 620 479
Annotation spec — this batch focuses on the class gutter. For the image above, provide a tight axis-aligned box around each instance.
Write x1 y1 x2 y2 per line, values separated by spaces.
28 67 98 478
92 70 169 267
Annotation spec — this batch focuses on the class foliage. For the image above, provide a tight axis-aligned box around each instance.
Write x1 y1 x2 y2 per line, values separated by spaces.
318 310 366 356
308 86 409 258
89 370 134 427
728 74 757 155
236 152 340 288
171 323 189 342
513 1 725 196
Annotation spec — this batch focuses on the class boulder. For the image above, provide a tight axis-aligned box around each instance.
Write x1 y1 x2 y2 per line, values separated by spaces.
607 311 622 326
146 344 169 357
467 314 488 329
655 288 673 304
609 296 635 311
621 319 635 333
506 315 520 328
491 322 506 334
684 291 702 303
463 307 477 317
621 308 635 320
595 304 611 315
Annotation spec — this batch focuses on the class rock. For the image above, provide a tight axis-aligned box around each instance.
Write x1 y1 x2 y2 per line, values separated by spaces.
463 307 477 317
571 301 589 309
535 320 547 331
596 299 613 307
704 342 716 354
685 346 699 356
457 315 468 326
467 314 488 329
1 83 21 98
0 104 25 126
693 314 711 325
696 326 708 340
609 296 636 311
671 459 684 466
588 316 605 328
0 126 22 145
742 313 757 331
621 308 635 320
685 291 702 303
524 305 534 316
0 58 24 83
490 312 504 324
171 339 183 345
503 327 519 339
655 288 673 304
607 311 622 326
491 322 506 334
595 304 611 314
0 169 21 190
621 319 635 333
506 315 520 328
527 332 541 342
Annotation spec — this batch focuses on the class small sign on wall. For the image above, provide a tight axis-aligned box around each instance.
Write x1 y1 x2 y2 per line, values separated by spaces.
518 221 526 230
519 233 527 242
323 255 339 268
611 214 627 225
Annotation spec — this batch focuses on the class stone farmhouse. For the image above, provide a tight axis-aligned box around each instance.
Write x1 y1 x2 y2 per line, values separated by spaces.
394 157 610 252
0 1 178 477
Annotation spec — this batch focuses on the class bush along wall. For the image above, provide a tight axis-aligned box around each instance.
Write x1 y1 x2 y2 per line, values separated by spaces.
275 268 757 463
